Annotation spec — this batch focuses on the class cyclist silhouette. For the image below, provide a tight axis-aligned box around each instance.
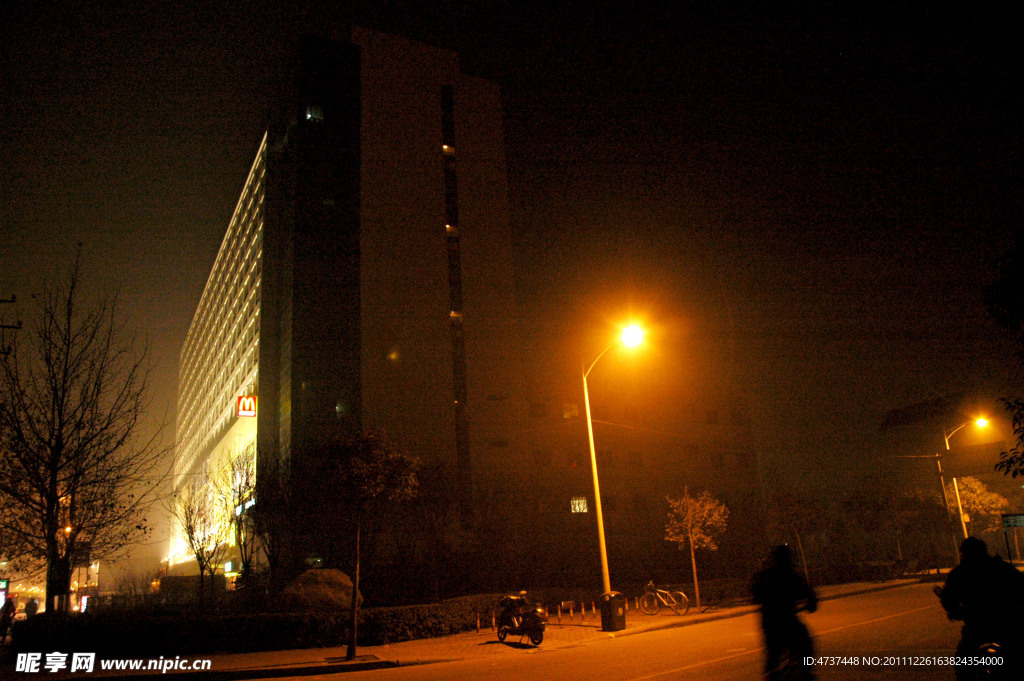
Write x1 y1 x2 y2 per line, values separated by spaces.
940 537 1024 680
752 545 818 680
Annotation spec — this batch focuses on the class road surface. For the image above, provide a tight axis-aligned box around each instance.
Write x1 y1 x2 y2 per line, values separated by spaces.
285 583 966 681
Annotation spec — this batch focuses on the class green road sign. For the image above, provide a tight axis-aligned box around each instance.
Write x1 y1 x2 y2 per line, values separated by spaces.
1002 513 1024 528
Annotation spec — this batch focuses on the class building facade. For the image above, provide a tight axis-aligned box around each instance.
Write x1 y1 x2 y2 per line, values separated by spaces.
170 28 524 570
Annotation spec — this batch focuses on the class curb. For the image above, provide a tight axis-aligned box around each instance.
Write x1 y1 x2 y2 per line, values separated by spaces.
83 656 451 681
604 578 925 638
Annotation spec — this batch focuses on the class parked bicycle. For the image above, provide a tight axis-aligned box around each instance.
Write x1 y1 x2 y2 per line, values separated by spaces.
639 581 690 615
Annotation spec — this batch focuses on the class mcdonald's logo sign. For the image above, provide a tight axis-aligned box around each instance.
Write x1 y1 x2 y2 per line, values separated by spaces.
237 396 257 417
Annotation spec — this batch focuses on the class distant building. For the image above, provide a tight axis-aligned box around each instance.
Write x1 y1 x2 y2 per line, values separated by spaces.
522 386 762 585
170 28 523 570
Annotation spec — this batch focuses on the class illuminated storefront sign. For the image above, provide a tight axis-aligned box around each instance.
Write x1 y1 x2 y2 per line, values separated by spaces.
237 396 257 417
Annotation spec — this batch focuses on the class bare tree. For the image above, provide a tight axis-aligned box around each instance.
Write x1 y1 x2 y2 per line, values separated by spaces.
0 260 168 612
171 467 231 600
221 441 259 586
331 431 418 660
112 566 156 609
665 488 729 613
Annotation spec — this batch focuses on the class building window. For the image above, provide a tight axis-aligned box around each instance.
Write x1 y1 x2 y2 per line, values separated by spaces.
570 496 588 513
305 105 324 122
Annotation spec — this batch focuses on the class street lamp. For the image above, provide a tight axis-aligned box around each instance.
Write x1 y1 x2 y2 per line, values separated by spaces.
944 418 988 451
582 323 644 595
898 417 989 566
944 418 988 540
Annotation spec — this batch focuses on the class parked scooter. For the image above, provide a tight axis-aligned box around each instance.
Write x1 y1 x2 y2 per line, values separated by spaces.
497 592 548 645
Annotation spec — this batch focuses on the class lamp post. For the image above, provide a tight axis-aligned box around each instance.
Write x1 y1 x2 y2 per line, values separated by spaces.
897 417 988 566
582 324 644 595
930 451 961 565
943 419 988 540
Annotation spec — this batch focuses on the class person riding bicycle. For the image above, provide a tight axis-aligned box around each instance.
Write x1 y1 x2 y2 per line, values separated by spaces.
940 537 1024 681
751 545 818 680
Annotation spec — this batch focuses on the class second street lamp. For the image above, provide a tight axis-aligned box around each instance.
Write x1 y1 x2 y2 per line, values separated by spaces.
582 323 644 595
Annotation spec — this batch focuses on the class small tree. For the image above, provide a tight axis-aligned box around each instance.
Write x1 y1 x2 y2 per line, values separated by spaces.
112 567 156 608
946 476 1010 536
665 488 728 612
172 468 231 600
221 442 259 587
333 431 418 660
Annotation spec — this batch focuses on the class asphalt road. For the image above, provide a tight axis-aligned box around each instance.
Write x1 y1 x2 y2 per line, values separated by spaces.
290 583 965 681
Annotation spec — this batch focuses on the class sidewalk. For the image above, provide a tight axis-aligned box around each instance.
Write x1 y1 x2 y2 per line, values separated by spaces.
58 578 922 680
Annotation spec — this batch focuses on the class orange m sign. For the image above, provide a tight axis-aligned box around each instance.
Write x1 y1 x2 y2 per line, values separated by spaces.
237 396 257 417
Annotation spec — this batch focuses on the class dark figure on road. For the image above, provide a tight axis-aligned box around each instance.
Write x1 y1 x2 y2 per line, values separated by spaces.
0 598 15 644
939 537 1024 680
751 545 818 680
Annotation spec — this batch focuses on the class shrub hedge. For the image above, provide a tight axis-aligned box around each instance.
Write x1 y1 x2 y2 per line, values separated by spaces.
11 594 503 656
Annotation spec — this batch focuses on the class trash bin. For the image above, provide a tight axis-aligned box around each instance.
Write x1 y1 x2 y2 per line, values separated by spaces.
600 591 626 631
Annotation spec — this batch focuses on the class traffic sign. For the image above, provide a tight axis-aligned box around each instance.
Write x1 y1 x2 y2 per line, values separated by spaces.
1001 513 1024 528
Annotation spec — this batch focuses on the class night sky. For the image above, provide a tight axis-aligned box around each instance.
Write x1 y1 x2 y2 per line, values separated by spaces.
2 2 1021 563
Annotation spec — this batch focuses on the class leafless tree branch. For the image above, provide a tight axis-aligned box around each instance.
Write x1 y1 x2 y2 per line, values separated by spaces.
0 258 170 611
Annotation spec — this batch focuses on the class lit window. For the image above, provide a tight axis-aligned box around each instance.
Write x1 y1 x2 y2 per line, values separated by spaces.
571 496 588 513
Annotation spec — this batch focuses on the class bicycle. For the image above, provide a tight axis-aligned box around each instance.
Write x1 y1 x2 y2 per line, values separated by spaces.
639 581 690 615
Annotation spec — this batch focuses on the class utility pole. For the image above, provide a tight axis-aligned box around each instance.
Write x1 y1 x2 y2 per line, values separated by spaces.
896 453 961 567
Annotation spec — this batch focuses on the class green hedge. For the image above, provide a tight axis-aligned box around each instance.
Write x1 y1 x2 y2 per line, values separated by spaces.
10 594 503 656
359 593 499 645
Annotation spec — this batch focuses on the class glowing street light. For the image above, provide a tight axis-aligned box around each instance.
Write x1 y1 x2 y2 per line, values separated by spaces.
582 323 645 596
944 418 988 451
621 324 644 348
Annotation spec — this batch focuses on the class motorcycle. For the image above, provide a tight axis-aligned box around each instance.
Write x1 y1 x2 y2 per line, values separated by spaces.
497 591 548 645
934 585 1018 680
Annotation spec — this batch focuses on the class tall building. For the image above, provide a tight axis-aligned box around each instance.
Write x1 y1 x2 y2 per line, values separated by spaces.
170 28 523 568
